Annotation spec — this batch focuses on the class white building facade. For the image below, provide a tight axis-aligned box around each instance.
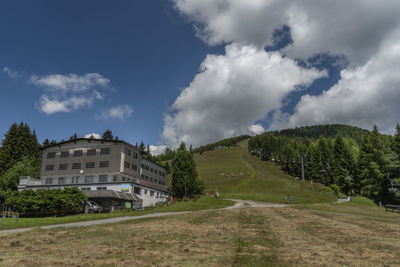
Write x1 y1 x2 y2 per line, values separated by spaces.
18 138 169 209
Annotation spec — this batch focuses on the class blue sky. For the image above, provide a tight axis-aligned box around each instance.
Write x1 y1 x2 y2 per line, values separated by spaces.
1 1 400 152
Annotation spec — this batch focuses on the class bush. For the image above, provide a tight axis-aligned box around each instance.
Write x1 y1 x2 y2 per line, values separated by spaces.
5 188 87 215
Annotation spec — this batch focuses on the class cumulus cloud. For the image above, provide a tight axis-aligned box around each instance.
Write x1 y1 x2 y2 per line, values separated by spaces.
30 73 110 115
149 145 168 156
30 73 109 92
173 0 400 66
84 133 102 139
167 0 400 145
248 124 265 135
282 40 400 133
162 43 326 147
96 105 134 121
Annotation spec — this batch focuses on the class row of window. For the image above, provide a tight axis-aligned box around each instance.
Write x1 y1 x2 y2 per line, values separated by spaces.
124 147 139 159
79 187 163 197
45 161 110 171
140 174 166 186
45 174 110 185
124 161 138 171
47 148 110 159
141 164 166 177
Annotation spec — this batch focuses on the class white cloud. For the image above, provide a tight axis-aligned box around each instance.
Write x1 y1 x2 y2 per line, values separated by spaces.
30 73 109 92
173 0 400 66
248 124 265 135
170 0 400 142
97 105 134 121
162 43 326 148
282 40 400 134
38 95 95 114
149 145 168 156
30 73 111 115
84 133 102 139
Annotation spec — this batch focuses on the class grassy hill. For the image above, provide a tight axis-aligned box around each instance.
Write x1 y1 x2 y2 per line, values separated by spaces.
192 139 336 204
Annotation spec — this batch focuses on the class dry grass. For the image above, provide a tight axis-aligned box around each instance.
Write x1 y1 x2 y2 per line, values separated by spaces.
1 204 399 266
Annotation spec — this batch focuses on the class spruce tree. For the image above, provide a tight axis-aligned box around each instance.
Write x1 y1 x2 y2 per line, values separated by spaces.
392 124 400 161
171 150 204 198
102 129 113 140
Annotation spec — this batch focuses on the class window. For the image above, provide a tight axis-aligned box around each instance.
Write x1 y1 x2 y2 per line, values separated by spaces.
141 164 145 169
146 166 149 171
85 175 94 183
60 151 70 158
99 175 108 182
45 164 54 171
150 168 153 173
154 170 158 175
96 187 107 191
72 163 81 169
74 150 83 157
133 152 138 159
150 191 154 197
113 175 117 182
124 161 130 168
45 178 53 184
132 164 137 171
150 177 153 182
162 181 165 186
122 176 126 181
158 180 161 185
134 187 141 194
87 149 96 156
154 179 157 184
99 161 109 168
86 162 95 168
59 164 68 170
124 148 131 156
81 187 91 191
144 190 148 194
100 148 110 155
58 177 66 184
47 152 56 159
72 176 80 184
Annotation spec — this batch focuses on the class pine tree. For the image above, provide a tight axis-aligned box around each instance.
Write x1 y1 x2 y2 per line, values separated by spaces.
358 125 388 202
392 124 400 161
139 140 145 150
178 141 187 151
102 129 113 140
171 150 204 198
332 136 352 194
0 122 40 176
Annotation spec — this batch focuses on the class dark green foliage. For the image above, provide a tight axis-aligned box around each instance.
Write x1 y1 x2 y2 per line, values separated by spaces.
171 150 205 198
249 124 398 204
0 122 40 177
5 188 87 214
178 141 187 151
0 158 39 191
192 135 250 154
102 129 113 140
392 124 400 161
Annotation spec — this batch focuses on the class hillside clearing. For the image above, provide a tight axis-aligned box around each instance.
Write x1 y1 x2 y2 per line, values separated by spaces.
193 140 336 204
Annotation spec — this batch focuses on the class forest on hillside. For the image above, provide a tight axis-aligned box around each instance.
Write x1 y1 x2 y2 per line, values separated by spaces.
248 124 400 204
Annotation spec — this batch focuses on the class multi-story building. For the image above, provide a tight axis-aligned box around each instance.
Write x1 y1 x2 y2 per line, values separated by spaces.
18 138 169 209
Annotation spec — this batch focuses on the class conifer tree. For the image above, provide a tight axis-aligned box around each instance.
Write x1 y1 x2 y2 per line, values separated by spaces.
171 149 204 198
392 124 400 161
102 129 113 140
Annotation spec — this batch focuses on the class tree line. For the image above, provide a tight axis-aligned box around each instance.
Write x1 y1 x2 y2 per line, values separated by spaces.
248 124 400 204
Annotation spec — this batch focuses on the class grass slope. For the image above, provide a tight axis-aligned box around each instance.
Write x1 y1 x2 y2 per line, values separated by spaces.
194 140 336 204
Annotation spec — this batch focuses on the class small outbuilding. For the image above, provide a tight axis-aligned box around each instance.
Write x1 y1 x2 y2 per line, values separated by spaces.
84 190 143 211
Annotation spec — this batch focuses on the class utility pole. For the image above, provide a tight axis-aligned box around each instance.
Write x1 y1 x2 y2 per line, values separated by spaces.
301 155 305 181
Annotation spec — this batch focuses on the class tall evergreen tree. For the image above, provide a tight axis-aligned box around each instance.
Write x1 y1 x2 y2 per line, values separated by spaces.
392 124 400 161
0 122 40 176
102 129 113 140
171 150 204 198
358 125 389 202
178 141 187 151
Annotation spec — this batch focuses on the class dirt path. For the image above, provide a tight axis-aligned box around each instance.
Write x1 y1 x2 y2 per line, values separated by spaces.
0 199 287 235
